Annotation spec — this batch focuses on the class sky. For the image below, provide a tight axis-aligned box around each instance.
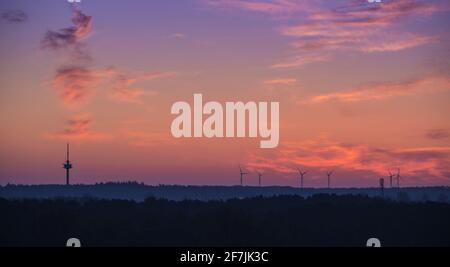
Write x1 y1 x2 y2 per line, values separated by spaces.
0 0 449 187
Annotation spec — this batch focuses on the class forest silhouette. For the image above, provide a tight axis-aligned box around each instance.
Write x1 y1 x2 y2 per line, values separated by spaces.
1 194 449 247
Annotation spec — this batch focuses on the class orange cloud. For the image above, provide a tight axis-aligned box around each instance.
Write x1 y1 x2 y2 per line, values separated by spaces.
207 1 442 68
277 0 441 67
110 71 176 103
245 137 450 183
271 54 329 69
48 114 111 141
362 34 436 53
51 66 175 106
51 66 113 107
263 78 297 86
305 74 450 104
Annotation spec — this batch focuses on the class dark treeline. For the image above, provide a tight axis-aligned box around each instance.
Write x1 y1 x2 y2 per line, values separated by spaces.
1 194 449 247
1 183 449 202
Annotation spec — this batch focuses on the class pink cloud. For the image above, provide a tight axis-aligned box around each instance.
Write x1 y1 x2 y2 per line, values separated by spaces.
48 114 111 141
51 66 175 106
206 1 443 68
271 54 329 69
109 71 176 103
279 0 441 67
362 34 436 53
51 66 113 107
263 78 297 85
305 74 450 104
245 137 450 185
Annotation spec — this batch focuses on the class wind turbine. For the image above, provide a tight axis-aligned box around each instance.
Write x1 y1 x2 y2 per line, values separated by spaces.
258 172 263 187
395 168 402 190
326 170 334 189
379 178 385 197
388 170 394 188
297 168 307 188
239 166 248 186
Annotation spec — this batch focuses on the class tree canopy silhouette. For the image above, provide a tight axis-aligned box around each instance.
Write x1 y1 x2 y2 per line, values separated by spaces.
1 194 449 247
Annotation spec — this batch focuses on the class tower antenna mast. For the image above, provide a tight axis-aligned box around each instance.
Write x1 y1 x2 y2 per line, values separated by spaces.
63 143 73 185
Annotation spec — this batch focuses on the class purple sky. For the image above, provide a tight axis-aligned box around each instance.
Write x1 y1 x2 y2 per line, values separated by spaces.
0 0 449 187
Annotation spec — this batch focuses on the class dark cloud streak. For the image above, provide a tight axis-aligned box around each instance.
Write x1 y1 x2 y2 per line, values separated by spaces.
1 9 28 23
41 7 92 60
427 129 450 140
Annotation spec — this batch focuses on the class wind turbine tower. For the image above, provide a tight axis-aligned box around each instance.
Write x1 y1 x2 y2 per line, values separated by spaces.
388 170 394 188
297 169 307 188
258 172 262 187
326 170 334 189
63 143 73 185
239 166 248 186
379 178 385 197
396 168 401 190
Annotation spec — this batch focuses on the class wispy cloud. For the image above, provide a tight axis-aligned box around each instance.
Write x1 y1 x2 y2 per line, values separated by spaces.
171 33 187 39
110 71 176 103
304 74 450 104
275 0 442 67
51 66 113 107
45 5 175 106
1 9 28 23
41 7 93 60
204 0 310 16
426 129 450 140
263 78 297 85
361 33 436 53
44 3 176 147
207 0 443 68
271 53 329 68
48 114 111 141
207 1 443 68
245 137 450 183
51 65 175 106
